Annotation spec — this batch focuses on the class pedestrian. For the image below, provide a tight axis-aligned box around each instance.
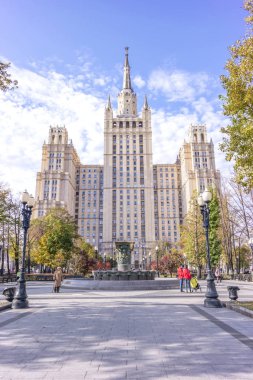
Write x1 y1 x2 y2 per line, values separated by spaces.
215 267 222 284
53 267 63 293
183 265 192 293
177 265 184 292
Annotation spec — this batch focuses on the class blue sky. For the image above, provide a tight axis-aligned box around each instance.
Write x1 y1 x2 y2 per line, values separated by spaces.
0 0 247 195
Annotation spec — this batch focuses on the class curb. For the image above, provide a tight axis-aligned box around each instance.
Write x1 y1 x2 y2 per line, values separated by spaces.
222 301 253 319
0 302 12 312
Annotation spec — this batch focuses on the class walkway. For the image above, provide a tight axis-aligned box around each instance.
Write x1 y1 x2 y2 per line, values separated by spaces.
0 280 252 379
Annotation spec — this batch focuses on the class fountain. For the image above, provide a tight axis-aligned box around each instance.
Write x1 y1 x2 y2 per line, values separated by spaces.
62 241 178 290
93 242 155 281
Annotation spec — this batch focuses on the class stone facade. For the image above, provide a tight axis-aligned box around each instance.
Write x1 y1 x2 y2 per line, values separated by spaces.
33 48 220 267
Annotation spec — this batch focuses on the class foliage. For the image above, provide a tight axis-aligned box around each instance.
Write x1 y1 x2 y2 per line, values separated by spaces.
180 192 206 273
159 248 184 276
30 208 78 268
0 185 22 273
209 189 222 267
69 240 97 275
0 62 18 92
220 1 253 190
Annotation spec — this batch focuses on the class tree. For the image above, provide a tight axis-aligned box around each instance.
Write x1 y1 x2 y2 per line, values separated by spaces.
159 248 184 277
69 240 97 276
209 189 222 267
180 192 206 278
0 62 18 91
220 1 253 190
31 208 78 268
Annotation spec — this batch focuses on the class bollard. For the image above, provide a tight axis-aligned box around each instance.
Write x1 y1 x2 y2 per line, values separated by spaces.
227 286 240 301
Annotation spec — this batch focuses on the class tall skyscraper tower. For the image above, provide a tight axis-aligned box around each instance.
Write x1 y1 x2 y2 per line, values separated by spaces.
33 49 220 264
103 48 155 261
179 124 220 216
33 126 80 218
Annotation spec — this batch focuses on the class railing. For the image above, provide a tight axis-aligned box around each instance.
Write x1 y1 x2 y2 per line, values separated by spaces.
0 275 17 283
230 273 252 282
0 273 84 283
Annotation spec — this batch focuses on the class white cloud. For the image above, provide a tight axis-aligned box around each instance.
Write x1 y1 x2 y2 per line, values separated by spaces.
0 63 105 195
133 75 145 88
148 69 211 102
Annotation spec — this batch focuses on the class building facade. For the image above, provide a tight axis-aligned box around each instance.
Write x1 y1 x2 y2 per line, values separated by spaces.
33 48 220 266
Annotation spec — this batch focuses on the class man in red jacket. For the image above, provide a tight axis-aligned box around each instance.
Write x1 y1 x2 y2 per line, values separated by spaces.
183 265 192 293
177 265 184 292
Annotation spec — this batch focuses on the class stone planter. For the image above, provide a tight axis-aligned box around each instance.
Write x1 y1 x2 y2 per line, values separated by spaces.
227 286 240 301
2 287 16 302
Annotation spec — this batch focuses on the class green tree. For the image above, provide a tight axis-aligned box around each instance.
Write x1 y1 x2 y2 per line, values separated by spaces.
209 189 222 267
180 192 206 278
0 62 18 91
31 208 78 268
69 240 96 276
220 1 253 190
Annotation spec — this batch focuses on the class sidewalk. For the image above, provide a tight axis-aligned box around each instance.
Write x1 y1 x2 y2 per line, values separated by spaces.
0 281 252 379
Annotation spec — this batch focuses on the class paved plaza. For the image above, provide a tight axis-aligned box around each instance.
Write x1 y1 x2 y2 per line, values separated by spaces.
0 279 253 380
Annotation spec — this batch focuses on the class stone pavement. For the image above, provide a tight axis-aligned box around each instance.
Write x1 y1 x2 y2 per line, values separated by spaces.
0 280 252 380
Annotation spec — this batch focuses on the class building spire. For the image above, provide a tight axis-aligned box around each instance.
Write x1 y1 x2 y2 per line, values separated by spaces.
143 95 149 110
123 47 132 90
106 95 112 110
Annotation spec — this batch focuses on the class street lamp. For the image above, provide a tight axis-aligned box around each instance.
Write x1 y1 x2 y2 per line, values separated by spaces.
103 252 106 265
248 238 253 272
12 191 35 309
149 252 152 270
198 189 222 308
155 246 159 277
94 246 98 259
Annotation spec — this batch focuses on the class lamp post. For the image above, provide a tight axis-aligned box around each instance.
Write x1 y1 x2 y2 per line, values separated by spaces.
149 252 152 270
94 246 98 260
198 189 222 308
248 238 253 272
155 246 159 277
103 253 106 265
12 191 34 309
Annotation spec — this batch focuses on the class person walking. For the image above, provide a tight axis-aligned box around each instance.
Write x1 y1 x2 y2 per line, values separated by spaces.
53 267 63 293
177 265 184 292
215 267 222 284
183 265 192 293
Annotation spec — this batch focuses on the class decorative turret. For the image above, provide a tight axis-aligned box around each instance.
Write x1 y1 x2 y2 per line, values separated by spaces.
143 95 149 110
106 95 112 110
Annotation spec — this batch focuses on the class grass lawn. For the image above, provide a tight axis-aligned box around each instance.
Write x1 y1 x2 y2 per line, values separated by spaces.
236 302 253 311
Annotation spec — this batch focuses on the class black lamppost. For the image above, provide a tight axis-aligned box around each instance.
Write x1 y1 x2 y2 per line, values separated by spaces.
12 191 34 309
198 189 222 308
149 252 152 270
94 246 98 260
155 245 159 277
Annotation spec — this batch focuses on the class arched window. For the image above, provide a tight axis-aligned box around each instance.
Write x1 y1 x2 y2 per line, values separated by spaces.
201 133 204 142
194 133 197 142
52 135 55 143
59 135 62 144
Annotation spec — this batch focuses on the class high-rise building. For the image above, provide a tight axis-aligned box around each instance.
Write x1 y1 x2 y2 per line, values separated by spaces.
33 48 220 266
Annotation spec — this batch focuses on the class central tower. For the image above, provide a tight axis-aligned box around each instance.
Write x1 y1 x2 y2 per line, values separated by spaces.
102 48 155 266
